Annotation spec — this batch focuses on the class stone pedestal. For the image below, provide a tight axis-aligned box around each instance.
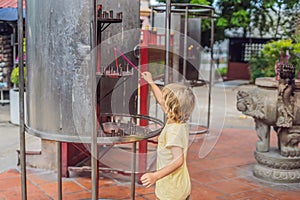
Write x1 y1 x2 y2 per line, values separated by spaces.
254 148 300 183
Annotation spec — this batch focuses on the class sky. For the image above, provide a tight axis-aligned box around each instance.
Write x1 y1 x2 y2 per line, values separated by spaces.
150 0 159 5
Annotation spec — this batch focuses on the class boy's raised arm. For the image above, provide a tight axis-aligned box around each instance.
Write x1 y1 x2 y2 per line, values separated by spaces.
142 72 166 112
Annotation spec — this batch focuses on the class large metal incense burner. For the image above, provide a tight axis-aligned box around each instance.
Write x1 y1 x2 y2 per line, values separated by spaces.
23 0 164 199
20 0 215 198
237 63 300 183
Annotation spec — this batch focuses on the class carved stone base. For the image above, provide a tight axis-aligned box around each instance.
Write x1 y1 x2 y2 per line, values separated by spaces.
253 149 300 183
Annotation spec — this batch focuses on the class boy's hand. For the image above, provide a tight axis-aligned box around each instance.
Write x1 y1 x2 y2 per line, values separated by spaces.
142 71 154 84
140 172 157 188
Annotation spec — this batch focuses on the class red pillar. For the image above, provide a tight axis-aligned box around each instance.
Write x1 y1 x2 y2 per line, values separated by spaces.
138 29 149 179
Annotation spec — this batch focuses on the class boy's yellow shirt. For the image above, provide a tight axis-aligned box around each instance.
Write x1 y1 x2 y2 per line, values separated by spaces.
156 123 191 200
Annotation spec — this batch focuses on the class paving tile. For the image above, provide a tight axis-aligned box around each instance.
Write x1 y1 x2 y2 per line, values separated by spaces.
186 150 201 162
189 169 227 184
264 190 300 200
188 154 253 172
63 191 92 200
213 167 239 180
234 175 275 190
189 181 225 200
26 167 52 175
139 193 157 200
75 176 116 190
135 184 155 196
62 180 87 194
38 179 87 199
260 184 300 200
188 138 204 150
219 155 256 167
27 193 52 200
0 176 21 189
0 169 20 179
207 179 259 195
210 156 245 168
0 179 51 200
188 158 224 171
224 188 277 200
201 148 230 159
97 184 131 199
28 171 58 186
0 189 22 200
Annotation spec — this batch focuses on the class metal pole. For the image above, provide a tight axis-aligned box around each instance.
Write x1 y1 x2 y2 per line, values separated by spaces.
150 6 154 29
207 9 214 129
164 0 171 85
57 142 62 200
91 0 98 199
183 6 188 83
18 0 27 199
11 24 17 69
130 142 137 200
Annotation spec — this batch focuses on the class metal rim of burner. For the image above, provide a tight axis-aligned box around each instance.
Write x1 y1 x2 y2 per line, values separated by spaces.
25 113 164 144
98 113 164 143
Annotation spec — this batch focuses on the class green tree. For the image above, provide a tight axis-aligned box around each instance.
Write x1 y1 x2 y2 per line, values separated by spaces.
156 0 211 5
215 0 251 39
157 0 190 3
216 0 300 39
155 0 300 42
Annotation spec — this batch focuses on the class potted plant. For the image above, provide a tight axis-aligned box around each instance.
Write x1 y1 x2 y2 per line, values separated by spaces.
9 66 26 125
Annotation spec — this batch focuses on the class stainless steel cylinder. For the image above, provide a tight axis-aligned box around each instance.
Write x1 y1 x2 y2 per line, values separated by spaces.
26 0 94 142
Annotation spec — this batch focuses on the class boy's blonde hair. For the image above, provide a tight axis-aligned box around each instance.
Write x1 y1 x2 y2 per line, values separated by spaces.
162 83 195 123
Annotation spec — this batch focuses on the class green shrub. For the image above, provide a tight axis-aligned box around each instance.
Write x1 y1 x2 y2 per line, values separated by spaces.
216 67 227 76
10 67 26 87
249 55 273 82
249 38 300 82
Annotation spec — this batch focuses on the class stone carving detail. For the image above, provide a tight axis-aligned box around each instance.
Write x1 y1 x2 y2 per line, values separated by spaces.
237 90 265 120
277 128 300 157
254 150 300 170
254 164 300 183
237 89 274 154
276 63 295 127
236 62 300 183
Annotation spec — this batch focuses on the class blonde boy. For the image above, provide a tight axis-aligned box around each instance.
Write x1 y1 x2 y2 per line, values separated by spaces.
141 71 195 200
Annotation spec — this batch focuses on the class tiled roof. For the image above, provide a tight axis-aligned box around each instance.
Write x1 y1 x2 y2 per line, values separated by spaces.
0 0 26 8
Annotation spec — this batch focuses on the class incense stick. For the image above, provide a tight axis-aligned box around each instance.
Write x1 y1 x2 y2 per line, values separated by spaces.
114 48 119 68
115 48 142 75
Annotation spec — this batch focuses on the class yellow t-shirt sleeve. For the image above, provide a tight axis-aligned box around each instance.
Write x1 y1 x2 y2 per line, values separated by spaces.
165 125 185 148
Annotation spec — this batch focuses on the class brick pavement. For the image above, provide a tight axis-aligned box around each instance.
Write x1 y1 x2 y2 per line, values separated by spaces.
0 128 299 199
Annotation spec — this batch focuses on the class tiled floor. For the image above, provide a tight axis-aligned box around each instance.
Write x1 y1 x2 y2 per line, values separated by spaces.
0 128 299 199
